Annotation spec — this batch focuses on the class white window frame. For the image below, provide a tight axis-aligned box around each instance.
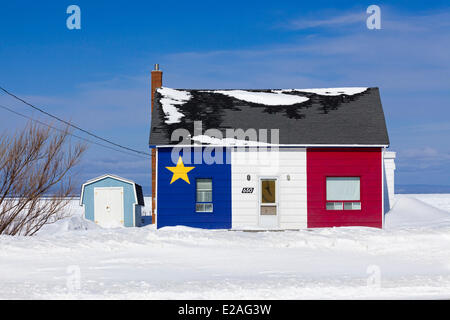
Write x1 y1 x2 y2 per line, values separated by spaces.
196 178 213 213
326 177 361 211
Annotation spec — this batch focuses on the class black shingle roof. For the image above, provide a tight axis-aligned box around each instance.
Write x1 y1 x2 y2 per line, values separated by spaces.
149 87 389 146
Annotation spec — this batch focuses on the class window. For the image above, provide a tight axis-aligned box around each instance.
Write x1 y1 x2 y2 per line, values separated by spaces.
326 202 343 210
261 179 276 204
260 179 277 216
196 179 213 212
326 177 361 210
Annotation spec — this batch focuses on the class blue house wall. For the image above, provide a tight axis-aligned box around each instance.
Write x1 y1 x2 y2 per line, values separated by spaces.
157 147 232 229
81 177 138 227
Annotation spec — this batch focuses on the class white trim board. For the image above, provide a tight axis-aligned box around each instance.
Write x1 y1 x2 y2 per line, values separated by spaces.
152 144 389 149
80 174 139 206
155 148 159 227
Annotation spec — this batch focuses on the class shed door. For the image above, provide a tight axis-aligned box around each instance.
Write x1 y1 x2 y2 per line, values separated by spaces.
94 187 124 227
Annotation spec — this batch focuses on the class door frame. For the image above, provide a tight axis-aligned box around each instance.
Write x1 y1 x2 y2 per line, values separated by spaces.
94 187 125 226
258 176 279 228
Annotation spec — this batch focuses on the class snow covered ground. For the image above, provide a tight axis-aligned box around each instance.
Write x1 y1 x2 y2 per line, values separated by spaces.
1 194 450 299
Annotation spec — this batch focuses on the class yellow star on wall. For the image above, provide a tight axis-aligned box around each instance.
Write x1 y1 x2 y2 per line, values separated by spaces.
166 157 195 184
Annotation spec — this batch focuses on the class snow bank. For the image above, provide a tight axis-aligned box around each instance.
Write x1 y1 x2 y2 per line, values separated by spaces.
385 195 450 229
211 90 309 105
278 87 368 96
407 194 450 213
157 87 192 124
1 194 449 299
36 215 100 236
2 212 450 299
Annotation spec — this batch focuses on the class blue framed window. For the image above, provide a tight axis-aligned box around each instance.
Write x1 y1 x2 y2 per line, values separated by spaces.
196 178 213 212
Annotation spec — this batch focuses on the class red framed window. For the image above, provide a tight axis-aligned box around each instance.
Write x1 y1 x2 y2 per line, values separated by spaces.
326 177 361 211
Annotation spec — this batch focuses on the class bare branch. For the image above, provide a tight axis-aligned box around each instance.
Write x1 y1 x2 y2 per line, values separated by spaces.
0 122 87 236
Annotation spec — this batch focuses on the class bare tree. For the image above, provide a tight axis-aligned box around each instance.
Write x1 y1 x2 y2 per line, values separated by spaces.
0 122 87 236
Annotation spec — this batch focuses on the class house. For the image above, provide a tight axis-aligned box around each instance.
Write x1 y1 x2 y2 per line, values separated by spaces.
149 65 395 229
80 174 145 227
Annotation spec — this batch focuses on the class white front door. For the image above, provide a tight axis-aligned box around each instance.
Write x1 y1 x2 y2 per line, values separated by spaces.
259 178 278 228
94 187 124 227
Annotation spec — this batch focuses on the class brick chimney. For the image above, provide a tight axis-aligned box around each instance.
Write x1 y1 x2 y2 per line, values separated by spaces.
151 64 162 225
151 64 163 112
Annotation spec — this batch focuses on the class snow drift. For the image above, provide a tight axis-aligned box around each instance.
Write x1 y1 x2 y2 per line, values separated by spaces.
37 214 100 235
386 195 450 229
0 194 449 299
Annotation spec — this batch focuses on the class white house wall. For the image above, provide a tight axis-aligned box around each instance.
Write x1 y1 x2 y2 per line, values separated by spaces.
384 151 396 209
231 148 307 229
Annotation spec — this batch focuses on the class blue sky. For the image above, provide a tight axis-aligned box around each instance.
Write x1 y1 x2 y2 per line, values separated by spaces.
0 1 449 193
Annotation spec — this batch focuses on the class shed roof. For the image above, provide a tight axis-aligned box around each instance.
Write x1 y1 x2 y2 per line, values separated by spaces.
149 87 389 146
80 174 145 206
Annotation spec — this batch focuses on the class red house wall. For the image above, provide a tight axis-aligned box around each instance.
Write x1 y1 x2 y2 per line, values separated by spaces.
307 148 382 228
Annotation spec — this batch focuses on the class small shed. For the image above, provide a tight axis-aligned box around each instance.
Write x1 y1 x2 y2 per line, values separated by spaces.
80 174 145 227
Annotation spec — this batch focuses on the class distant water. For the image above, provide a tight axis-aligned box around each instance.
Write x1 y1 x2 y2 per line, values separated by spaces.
396 184 450 194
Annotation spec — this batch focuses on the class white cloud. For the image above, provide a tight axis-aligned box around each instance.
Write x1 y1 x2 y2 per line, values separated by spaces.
286 12 365 30
283 8 450 32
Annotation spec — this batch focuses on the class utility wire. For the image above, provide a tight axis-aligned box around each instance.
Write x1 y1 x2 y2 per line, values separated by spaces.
0 86 151 156
0 103 150 160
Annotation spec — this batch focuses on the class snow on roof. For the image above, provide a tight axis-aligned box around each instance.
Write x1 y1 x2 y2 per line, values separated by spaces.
277 87 368 96
206 90 309 106
157 87 192 124
150 87 389 146
191 135 272 146
157 88 368 124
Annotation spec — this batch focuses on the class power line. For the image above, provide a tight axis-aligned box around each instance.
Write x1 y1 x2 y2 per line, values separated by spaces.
0 85 151 157
0 103 150 160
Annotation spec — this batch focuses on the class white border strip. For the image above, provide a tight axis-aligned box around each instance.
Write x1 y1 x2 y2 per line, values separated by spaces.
152 144 389 148
381 146 386 229
155 149 159 227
